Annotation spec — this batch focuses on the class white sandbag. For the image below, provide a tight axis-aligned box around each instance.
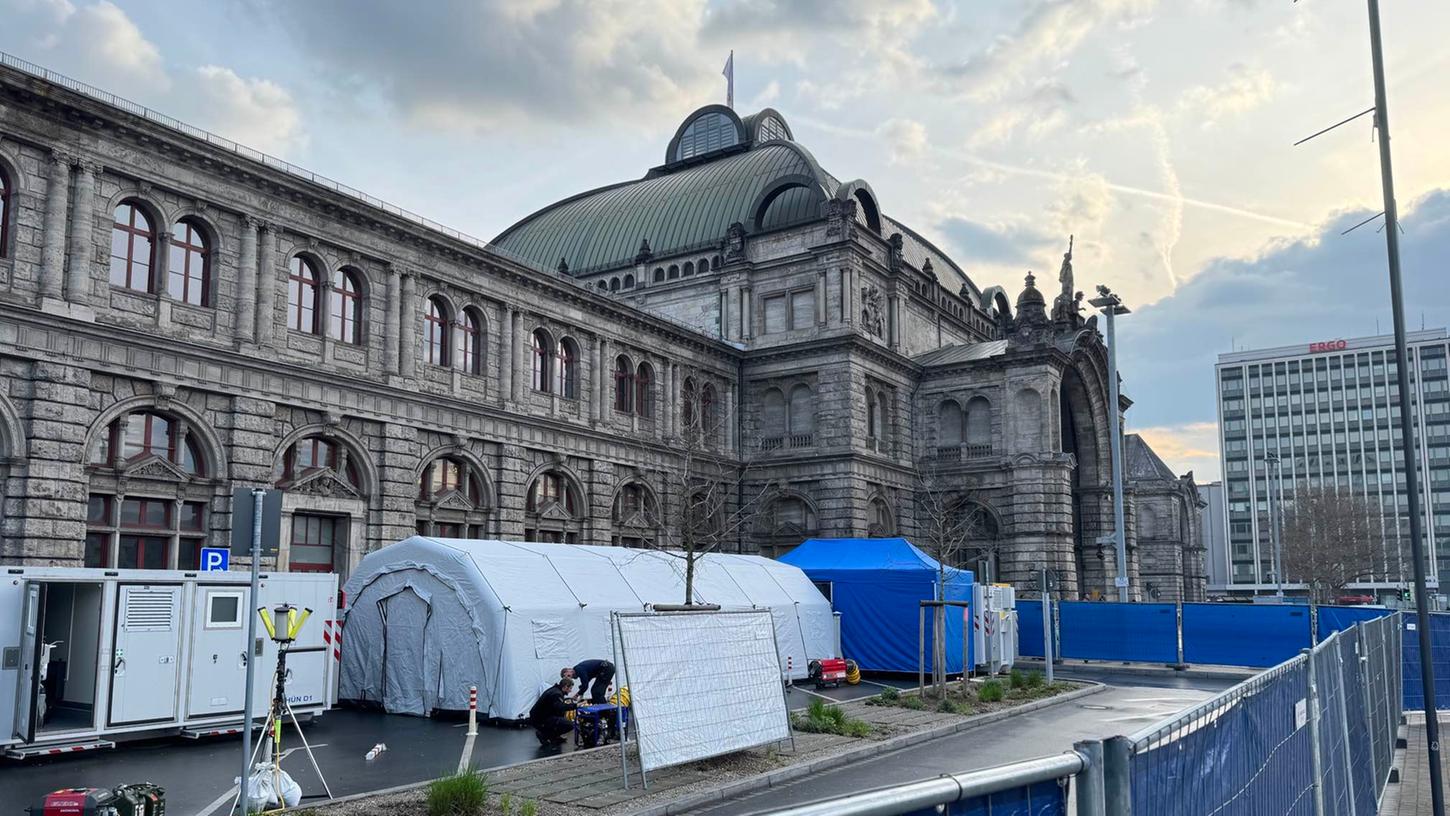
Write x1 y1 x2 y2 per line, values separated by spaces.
245 764 302 809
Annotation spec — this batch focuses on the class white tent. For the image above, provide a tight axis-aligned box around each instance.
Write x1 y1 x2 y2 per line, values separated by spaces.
338 537 836 719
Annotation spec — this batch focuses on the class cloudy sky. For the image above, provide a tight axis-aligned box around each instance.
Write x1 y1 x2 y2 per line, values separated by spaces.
4 0 1448 481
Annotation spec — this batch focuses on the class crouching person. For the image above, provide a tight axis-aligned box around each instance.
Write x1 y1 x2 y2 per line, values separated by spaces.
530 677 577 747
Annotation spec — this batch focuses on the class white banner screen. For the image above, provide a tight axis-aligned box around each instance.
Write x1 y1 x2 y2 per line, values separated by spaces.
616 610 790 771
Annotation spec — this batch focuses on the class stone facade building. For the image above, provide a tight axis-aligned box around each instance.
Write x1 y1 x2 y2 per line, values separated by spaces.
0 63 1205 599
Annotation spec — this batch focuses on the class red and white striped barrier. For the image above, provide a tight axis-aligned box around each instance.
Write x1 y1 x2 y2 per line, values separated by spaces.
786 655 793 685
322 619 342 662
467 685 478 736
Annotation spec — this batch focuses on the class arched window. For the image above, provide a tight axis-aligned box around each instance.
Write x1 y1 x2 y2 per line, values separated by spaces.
612 482 659 548
682 377 698 430
167 219 209 305
653 267 665 283
279 436 362 488
329 268 363 344
86 409 214 570
287 256 321 334
598 280 608 290
459 308 484 375
555 337 578 398
110 201 155 292
531 329 553 392
762 495 818 557
416 454 490 539
90 410 206 476
788 384 815 438
876 390 891 450
939 399 964 447
623 273 635 289
0 168 10 258
668 264 680 280
425 296 451 367
614 355 635 413
700 384 717 433
712 255 722 270
635 362 654 418
610 277 620 292
868 497 895 536
699 258 710 274
525 469 581 544
683 261 694 276
762 388 786 442
965 396 992 449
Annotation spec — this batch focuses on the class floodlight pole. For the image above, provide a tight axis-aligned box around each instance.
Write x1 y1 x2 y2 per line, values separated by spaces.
1366 0 1443 809
236 488 264 815
1090 287 1132 603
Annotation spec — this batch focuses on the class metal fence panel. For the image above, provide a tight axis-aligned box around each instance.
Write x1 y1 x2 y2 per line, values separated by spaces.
1128 658 1314 815
1401 612 1450 710
1057 601 1178 663
1182 603 1312 667
1317 605 1392 638
1019 598 1045 658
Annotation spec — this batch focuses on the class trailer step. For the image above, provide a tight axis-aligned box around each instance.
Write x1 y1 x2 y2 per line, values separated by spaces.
180 722 261 739
6 739 115 759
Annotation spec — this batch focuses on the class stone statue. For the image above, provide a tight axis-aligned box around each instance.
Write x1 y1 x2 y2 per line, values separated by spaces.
724 222 747 260
1058 234 1074 301
1052 235 1079 321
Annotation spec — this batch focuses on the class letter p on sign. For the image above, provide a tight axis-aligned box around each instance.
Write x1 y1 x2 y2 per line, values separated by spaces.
201 547 230 572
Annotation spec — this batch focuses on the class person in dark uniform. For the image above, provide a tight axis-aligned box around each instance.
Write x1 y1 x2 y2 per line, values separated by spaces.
567 659 616 704
529 677 576 746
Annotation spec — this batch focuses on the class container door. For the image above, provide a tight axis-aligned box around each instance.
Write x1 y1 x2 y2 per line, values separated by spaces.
12 582 45 743
186 587 249 718
110 586 181 724
279 649 327 711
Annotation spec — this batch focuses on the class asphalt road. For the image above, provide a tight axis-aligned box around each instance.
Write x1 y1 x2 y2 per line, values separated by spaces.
682 670 1234 816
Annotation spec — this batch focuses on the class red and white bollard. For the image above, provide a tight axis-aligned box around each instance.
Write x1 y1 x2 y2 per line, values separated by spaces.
467 685 478 736
786 655 794 686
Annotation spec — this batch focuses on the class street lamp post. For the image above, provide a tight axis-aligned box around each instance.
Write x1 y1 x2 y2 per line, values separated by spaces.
1265 451 1284 599
1089 286 1131 603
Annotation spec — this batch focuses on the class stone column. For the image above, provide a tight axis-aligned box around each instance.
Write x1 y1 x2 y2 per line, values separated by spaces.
40 152 71 301
65 160 98 305
236 217 259 344
512 311 526 402
255 224 276 345
844 267 856 327
399 271 417 378
662 359 673 437
887 293 900 349
724 385 736 452
500 305 515 400
383 266 400 374
597 337 610 418
741 286 753 340
816 268 827 326
588 335 601 424
721 289 733 341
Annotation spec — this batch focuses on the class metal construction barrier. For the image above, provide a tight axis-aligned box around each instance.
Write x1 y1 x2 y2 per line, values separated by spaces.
1401 611 1450 710
755 749 1103 816
1121 613 1402 815
1317 605 1393 639
1181 602 1313 667
1058 601 1178 664
1018 598 1045 658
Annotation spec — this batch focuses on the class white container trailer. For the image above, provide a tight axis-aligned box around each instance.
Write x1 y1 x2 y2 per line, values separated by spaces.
0 566 337 758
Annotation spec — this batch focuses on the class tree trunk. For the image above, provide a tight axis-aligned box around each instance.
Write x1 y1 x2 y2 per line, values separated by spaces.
685 554 695 605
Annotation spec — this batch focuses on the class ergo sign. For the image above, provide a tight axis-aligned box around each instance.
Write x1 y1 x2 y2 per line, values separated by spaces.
1308 339 1348 354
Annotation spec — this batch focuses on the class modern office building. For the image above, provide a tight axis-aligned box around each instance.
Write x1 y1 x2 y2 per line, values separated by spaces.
1199 481 1228 593
1215 330 1450 595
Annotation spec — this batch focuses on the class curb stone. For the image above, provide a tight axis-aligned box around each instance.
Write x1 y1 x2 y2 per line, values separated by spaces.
626 682 1108 816
1014 658 1256 681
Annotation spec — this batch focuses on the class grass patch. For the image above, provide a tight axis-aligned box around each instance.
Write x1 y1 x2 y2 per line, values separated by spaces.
498 792 513 816
519 800 539 816
936 697 972 715
427 771 489 816
978 680 1005 703
1026 670 1046 690
866 686 901 706
898 694 926 710
1009 669 1027 690
793 699 874 737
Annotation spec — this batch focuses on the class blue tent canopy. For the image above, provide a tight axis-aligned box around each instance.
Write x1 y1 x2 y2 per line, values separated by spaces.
780 538 974 673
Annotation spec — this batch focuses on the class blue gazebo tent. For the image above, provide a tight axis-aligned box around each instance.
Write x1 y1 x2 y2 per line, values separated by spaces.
779 538 974 673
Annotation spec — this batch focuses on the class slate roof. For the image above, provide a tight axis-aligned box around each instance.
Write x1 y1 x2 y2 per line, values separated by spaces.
912 340 1009 367
1126 433 1179 481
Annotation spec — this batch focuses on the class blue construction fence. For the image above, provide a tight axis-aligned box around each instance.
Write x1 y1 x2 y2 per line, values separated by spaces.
1123 614 1402 816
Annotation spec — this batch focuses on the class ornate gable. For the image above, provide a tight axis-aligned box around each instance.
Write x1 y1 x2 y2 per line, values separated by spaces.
288 468 361 499
122 454 189 482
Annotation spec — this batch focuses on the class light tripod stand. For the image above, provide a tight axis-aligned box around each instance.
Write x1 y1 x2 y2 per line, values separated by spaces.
230 604 333 814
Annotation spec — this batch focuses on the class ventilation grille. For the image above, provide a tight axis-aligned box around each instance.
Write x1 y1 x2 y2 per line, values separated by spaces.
124 591 175 631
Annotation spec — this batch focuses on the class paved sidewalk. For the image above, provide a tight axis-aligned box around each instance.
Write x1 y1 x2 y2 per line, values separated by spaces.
1380 715 1450 816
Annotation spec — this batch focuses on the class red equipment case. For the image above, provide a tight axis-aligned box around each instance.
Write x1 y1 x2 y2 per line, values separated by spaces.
27 788 122 816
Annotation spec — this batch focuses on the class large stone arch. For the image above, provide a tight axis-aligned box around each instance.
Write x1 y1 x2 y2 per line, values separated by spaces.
84 393 230 478
272 421 378 499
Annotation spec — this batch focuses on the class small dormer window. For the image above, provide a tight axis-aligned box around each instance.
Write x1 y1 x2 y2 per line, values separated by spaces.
757 114 790 143
676 111 740 161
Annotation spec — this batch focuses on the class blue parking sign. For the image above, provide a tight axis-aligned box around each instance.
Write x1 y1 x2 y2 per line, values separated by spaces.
200 547 230 572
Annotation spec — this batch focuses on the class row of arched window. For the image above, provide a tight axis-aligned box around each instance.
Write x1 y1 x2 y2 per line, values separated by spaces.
652 255 721 284
0 168 11 259
939 396 993 449
760 384 815 448
109 201 214 306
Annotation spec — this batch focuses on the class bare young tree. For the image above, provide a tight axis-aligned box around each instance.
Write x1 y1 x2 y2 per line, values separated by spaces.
1280 482 1385 604
643 371 773 606
913 456 994 694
